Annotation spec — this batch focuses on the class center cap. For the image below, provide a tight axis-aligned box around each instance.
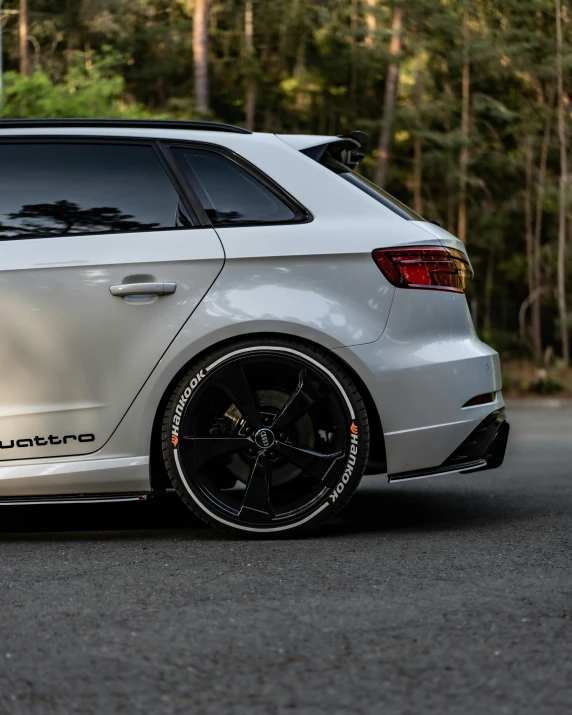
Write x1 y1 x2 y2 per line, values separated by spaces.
254 428 275 450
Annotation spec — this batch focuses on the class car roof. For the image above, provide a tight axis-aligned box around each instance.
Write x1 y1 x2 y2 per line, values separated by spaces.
0 118 251 134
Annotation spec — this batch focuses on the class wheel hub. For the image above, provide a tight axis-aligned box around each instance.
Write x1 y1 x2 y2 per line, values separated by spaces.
254 428 275 450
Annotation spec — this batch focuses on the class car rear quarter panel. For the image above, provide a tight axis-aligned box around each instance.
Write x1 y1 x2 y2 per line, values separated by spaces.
335 289 504 474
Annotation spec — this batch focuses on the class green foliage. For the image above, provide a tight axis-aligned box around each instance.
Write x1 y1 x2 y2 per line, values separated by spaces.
0 55 148 119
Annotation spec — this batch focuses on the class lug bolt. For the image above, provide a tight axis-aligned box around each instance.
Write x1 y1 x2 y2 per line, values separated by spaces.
269 451 277 459
279 433 286 440
248 448 256 456
245 427 251 435
264 417 272 426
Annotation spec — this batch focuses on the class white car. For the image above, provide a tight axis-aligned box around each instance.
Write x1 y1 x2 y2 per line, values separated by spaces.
0 119 509 536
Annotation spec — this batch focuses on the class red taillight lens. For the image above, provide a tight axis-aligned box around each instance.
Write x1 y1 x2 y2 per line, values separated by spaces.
372 246 473 293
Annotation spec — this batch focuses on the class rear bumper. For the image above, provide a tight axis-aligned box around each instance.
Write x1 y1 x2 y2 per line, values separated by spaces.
389 408 509 482
333 290 506 475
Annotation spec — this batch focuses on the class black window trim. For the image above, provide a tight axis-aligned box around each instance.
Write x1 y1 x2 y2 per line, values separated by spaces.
0 135 209 242
159 140 313 228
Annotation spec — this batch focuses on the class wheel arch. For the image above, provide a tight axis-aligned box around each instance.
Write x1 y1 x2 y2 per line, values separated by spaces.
149 332 386 491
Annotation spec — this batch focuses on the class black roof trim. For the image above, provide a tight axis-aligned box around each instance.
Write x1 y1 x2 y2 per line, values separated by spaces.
0 119 252 134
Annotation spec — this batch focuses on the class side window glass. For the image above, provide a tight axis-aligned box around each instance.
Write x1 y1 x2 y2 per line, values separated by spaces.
170 147 297 226
0 143 183 240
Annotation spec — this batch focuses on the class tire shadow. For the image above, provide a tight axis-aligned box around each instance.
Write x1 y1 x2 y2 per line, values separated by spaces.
0 492 210 541
325 481 548 536
0 478 546 541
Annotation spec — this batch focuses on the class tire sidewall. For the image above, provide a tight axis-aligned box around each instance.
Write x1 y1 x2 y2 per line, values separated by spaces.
162 341 369 536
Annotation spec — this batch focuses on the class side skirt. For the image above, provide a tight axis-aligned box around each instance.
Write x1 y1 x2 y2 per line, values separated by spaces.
388 460 486 483
0 493 151 506
0 455 150 498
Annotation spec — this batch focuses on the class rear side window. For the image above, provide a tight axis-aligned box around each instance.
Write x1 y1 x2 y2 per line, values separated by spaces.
0 143 182 240
170 147 298 226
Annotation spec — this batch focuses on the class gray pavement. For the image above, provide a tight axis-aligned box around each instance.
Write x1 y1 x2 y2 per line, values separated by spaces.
0 407 571 715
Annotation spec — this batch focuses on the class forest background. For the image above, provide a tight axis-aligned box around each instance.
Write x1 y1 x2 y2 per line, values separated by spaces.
1 0 571 395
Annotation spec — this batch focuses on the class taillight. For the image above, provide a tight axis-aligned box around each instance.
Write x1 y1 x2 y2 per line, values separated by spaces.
372 246 473 294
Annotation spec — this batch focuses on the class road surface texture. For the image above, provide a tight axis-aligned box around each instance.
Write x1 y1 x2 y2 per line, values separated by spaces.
0 407 570 715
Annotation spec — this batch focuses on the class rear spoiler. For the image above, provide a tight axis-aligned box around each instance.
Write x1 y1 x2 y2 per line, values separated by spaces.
300 131 368 169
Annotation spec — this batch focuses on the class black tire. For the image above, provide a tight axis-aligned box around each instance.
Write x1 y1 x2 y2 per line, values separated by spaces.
161 337 369 537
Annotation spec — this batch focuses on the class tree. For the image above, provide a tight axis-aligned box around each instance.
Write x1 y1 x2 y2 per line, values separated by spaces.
532 83 555 363
244 0 256 129
19 0 29 76
364 0 377 46
375 2 404 188
412 28 423 215
457 3 470 243
555 0 569 365
193 0 209 114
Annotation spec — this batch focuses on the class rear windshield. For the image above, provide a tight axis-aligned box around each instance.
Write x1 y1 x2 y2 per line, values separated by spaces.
321 156 425 222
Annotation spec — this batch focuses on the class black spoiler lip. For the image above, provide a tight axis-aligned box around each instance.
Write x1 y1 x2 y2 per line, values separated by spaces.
300 130 369 168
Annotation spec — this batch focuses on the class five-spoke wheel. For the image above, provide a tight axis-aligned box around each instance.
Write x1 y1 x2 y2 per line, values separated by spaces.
162 340 369 536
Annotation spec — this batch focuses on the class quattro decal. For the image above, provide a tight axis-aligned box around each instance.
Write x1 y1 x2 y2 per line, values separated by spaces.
0 433 95 450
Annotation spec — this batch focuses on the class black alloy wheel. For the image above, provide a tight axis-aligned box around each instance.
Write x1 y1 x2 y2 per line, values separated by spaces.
162 338 370 537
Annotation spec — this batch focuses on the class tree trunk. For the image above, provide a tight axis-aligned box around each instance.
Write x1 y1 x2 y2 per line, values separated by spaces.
447 167 456 233
349 0 359 109
524 137 535 355
444 83 456 233
364 0 377 47
457 4 470 243
374 3 404 188
193 0 209 114
555 0 569 365
413 37 423 215
294 43 305 133
19 0 29 77
484 242 495 333
531 82 555 364
244 0 256 130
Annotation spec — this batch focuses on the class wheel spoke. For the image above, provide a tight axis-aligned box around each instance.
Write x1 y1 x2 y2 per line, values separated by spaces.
272 370 326 431
182 436 251 472
211 361 262 429
241 453 271 514
275 441 343 485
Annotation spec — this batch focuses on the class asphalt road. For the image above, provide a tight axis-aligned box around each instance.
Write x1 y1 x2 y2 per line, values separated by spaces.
0 407 570 715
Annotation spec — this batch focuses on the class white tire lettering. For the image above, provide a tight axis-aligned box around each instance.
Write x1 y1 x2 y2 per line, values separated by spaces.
172 346 358 533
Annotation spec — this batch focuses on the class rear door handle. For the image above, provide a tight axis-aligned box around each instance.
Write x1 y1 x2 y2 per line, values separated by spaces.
109 282 177 297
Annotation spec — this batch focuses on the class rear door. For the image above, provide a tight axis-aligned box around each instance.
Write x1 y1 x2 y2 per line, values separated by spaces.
0 138 224 460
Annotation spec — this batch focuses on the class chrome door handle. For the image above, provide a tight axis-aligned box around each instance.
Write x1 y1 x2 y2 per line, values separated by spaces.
109 282 177 297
